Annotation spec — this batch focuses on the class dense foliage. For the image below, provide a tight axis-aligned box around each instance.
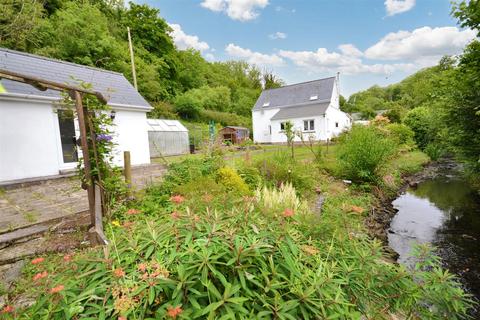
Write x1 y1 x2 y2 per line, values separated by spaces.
340 1 480 184
336 125 397 183
0 0 282 128
9 150 473 319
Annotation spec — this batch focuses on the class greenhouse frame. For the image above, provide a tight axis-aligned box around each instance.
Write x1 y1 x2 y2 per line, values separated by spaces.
147 119 189 157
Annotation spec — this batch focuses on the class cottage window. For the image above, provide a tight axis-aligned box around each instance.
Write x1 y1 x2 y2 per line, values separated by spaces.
280 122 286 131
335 122 339 128
263 102 270 107
303 119 314 131
310 95 318 101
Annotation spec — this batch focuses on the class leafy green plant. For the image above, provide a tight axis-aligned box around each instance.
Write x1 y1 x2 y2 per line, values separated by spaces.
425 143 445 161
336 125 397 183
385 123 415 146
254 151 315 197
237 164 263 190
216 167 250 195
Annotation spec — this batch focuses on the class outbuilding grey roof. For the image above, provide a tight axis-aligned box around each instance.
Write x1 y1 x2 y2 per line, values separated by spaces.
270 102 330 120
146 119 188 132
253 77 335 111
222 126 249 131
0 48 151 109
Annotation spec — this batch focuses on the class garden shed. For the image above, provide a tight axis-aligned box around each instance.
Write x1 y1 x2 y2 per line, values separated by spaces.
147 119 189 157
219 126 250 144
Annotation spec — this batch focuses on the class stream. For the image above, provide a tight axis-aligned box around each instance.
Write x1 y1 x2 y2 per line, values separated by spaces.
388 162 480 308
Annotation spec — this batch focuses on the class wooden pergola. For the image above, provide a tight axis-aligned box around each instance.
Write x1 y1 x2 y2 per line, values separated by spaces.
0 69 108 245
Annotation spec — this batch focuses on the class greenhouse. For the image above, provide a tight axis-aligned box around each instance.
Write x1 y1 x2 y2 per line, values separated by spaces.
147 119 189 157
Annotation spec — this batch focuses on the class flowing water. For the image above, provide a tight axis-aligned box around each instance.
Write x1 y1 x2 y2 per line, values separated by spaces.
388 164 480 305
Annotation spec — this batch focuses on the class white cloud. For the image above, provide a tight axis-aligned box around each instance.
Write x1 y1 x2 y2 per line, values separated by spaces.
168 23 210 52
205 53 215 61
269 32 287 40
338 44 363 57
278 47 414 75
201 0 269 21
385 0 416 16
225 43 284 66
365 26 476 62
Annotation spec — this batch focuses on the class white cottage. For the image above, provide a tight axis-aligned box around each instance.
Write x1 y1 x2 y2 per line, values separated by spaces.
0 48 151 184
252 76 351 143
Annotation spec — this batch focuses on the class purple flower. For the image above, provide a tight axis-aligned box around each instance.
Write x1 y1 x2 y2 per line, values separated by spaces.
96 134 113 142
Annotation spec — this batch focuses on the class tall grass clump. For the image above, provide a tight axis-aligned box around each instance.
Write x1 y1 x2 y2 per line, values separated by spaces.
255 183 309 214
254 151 315 197
337 125 396 183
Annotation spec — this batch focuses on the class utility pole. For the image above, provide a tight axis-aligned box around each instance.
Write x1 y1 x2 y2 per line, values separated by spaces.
127 27 138 90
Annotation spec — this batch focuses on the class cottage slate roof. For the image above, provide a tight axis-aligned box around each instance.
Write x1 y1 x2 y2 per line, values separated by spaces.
270 102 330 120
253 77 335 111
0 48 151 109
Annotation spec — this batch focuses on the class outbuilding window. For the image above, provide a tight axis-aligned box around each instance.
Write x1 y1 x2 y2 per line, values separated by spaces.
303 119 314 131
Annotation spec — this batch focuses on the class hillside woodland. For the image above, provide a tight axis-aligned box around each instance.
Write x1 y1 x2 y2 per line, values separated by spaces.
0 0 283 129
341 1 480 184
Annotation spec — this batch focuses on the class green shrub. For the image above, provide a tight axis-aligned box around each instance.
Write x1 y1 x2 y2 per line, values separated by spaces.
337 125 397 183
174 93 202 119
404 107 432 149
385 123 415 146
237 164 263 189
216 167 250 195
425 143 445 161
254 151 315 196
174 176 234 211
141 156 223 215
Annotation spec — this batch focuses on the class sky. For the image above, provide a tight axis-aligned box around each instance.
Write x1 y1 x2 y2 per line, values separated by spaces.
138 0 476 97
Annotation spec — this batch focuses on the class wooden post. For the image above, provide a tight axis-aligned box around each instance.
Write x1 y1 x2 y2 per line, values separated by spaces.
94 184 108 245
127 27 138 90
73 90 95 227
124 151 132 196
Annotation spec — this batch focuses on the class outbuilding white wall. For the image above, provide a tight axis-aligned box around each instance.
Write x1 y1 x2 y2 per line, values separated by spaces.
111 109 151 166
0 98 61 182
0 97 151 183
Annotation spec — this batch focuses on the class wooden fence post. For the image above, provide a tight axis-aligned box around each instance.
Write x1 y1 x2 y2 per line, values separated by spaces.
94 184 108 245
73 90 95 227
124 151 132 197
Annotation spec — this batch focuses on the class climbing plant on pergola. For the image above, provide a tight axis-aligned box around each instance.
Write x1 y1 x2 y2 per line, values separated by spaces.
0 68 108 244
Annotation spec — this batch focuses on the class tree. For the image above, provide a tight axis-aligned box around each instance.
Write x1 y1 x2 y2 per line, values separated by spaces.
0 0 45 51
34 2 127 71
452 0 480 36
174 93 202 119
263 71 284 89
121 3 174 57
283 121 295 159
339 95 347 111
404 107 433 149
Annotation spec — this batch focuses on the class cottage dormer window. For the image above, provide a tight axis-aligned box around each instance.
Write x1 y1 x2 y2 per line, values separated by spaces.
309 95 318 101
263 102 270 107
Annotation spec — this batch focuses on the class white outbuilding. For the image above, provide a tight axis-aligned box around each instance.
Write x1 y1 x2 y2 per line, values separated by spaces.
0 48 152 184
146 119 189 157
